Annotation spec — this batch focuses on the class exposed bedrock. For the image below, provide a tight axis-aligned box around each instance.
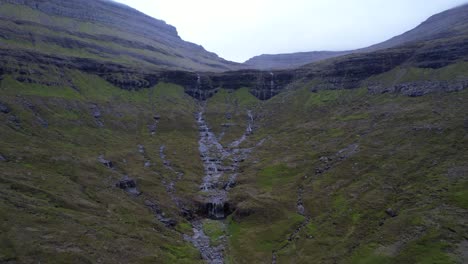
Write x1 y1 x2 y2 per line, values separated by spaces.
1 35 466 100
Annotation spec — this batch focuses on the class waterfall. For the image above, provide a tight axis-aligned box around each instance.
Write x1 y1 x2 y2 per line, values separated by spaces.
196 74 202 100
247 110 254 134
270 72 275 98
207 201 227 219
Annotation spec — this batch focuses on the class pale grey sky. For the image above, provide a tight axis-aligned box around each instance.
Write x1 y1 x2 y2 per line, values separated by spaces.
114 0 467 62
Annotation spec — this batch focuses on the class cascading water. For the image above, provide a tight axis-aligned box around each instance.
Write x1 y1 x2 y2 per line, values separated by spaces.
186 106 261 263
270 72 275 99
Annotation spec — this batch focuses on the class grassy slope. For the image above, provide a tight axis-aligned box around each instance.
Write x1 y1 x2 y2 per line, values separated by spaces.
225 85 468 263
0 73 204 263
0 63 467 263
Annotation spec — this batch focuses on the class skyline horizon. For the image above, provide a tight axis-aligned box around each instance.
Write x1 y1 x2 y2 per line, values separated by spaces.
114 0 467 62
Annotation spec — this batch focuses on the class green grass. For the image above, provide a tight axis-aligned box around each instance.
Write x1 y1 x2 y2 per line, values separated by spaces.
0 75 80 99
349 244 393 264
257 163 299 192
365 62 468 86
202 220 225 246
1 64 467 263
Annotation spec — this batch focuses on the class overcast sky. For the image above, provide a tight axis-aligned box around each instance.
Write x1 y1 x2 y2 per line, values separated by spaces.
114 0 467 62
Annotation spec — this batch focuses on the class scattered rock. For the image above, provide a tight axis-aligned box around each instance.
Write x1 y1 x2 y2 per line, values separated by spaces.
297 204 305 215
137 144 145 154
385 208 398 217
91 106 101 118
148 123 157 134
0 102 11 114
144 161 151 167
97 155 113 168
116 175 141 196
8 115 20 125
337 144 359 160
153 114 161 120
0 154 7 162
145 200 177 227
90 104 103 127
36 116 49 128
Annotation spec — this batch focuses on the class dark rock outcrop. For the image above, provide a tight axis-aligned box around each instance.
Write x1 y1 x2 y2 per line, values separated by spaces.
385 208 398 218
116 175 141 196
97 155 113 169
0 101 11 114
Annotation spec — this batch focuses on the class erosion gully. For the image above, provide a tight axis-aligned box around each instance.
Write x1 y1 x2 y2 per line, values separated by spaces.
183 105 258 264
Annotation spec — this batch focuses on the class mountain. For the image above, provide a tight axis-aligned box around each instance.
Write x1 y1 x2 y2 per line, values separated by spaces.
0 1 467 264
244 50 351 70
243 3 468 70
0 0 241 74
363 3 468 52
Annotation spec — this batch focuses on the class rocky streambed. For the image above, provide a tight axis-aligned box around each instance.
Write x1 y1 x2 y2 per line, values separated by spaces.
185 106 257 263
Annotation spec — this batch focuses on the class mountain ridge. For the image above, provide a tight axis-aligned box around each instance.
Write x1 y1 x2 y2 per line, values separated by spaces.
243 3 468 70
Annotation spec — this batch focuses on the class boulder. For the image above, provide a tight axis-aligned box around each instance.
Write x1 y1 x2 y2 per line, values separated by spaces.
385 208 398 217
0 102 11 114
97 155 113 168
116 175 141 196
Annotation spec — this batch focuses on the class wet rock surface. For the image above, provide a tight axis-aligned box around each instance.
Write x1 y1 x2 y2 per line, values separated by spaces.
159 145 184 208
184 221 224 264
186 105 259 263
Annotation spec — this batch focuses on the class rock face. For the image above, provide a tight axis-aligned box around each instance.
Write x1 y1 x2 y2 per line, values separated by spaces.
0 0 466 102
0 0 242 78
168 70 296 101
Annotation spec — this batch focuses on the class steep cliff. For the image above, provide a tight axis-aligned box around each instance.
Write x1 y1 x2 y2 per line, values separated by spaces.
0 0 242 73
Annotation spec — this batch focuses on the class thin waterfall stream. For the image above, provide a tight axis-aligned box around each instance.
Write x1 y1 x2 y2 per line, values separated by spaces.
185 105 258 263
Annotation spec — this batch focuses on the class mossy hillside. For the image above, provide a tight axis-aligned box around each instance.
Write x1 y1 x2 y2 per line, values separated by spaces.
204 88 261 146
227 86 468 263
365 61 468 86
0 76 203 263
1 68 467 263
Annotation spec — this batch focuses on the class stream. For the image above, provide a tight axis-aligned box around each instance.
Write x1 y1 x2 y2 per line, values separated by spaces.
185 107 256 263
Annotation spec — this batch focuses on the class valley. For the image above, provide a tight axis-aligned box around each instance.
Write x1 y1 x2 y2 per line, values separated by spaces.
0 1 467 263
